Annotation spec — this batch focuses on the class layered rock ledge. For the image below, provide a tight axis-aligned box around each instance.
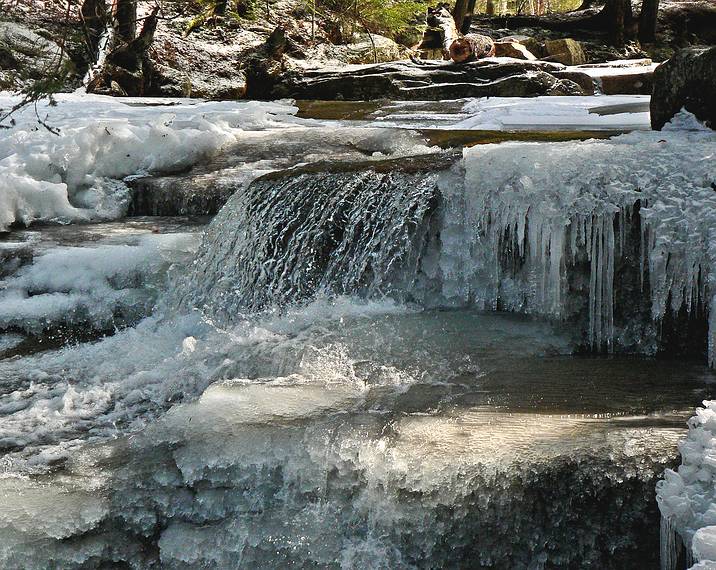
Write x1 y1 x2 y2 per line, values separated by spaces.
248 58 590 100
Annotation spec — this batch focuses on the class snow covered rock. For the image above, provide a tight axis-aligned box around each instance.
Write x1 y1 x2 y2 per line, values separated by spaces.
0 94 303 231
0 22 62 89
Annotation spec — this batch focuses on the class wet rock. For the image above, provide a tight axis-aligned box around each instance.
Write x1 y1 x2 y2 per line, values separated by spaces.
494 41 537 60
251 59 586 100
127 175 239 216
650 46 716 130
545 38 586 65
552 70 595 95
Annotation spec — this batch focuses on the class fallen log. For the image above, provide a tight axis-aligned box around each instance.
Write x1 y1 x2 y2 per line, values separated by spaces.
449 33 495 62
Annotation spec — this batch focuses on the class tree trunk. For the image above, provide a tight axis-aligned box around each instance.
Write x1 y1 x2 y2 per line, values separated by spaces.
486 0 495 15
476 0 631 43
608 0 625 45
131 6 159 53
112 0 137 44
418 6 460 58
449 33 496 62
638 0 659 43
604 0 632 45
81 0 107 58
453 0 469 32
463 0 477 32
213 0 228 16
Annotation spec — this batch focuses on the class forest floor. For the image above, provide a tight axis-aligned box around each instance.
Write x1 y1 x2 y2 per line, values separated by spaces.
0 0 714 99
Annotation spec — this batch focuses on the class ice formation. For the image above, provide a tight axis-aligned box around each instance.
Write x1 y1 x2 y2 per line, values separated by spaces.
0 94 305 231
367 95 652 131
657 401 716 569
452 118 716 354
0 232 199 334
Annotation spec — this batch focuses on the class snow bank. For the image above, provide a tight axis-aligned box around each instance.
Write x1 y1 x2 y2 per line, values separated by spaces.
0 94 303 231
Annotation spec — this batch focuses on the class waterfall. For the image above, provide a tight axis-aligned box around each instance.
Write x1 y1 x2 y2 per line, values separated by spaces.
176 128 716 361
174 157 445 321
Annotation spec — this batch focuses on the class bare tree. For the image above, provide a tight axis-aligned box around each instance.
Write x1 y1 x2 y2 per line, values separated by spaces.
638 0 659 43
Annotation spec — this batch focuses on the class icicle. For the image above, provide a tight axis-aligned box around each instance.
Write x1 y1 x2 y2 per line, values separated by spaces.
605 215 615 352
709 294 716 369
586 214 616 351
589 216 599 348
660 516 678 570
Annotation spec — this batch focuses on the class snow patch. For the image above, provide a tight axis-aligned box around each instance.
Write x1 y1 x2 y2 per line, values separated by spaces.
0 94 303 231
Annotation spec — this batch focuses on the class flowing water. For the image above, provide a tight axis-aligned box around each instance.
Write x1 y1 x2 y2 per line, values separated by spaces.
0 97 715 569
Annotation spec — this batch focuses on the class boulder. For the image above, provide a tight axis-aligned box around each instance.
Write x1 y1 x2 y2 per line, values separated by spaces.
598 70 653 95
650 47 716 130
544 38 586 66
552 71 595 95
344 34 404 64
523 37 546 59
0 22 63 89
494 41 537 60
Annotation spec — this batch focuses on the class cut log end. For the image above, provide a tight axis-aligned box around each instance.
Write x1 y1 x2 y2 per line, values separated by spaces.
449 34 495 63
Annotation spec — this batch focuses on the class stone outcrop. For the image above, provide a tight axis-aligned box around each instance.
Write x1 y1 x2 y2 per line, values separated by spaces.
650 47 716 130
312 34 405 65
247 59 586 101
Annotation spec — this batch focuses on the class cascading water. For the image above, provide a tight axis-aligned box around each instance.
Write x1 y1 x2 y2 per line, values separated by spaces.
174 156 448 319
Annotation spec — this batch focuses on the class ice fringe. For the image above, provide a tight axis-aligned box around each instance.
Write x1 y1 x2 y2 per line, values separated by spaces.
448 114 715 355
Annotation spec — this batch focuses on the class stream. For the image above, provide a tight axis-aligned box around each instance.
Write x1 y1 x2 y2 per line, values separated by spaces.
0 93 715 569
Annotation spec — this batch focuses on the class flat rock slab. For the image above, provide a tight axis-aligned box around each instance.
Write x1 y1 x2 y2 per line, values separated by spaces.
572 60 657 95
253 58 588 100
